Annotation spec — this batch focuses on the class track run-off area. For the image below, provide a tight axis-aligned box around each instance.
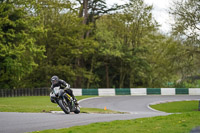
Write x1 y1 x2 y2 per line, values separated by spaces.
0 95 199 133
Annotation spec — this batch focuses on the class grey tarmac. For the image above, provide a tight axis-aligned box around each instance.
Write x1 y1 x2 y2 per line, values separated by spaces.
0 95 199 133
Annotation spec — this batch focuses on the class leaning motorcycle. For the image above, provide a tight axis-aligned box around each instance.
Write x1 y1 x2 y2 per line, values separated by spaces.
50 86 80 114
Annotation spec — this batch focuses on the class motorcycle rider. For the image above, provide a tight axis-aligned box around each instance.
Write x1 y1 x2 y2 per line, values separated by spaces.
50 75 78 105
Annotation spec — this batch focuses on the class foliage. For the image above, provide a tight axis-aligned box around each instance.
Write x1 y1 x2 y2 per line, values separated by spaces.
0 0 199 89
169 0 200 87
0 0 45 89
94 0 159 88
175 80 200 88
170 0 200 46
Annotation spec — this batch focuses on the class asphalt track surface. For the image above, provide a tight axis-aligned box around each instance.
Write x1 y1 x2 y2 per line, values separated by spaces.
0 95 199 133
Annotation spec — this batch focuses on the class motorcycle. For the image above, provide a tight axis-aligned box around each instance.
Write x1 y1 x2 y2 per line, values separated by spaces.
50 86 80 114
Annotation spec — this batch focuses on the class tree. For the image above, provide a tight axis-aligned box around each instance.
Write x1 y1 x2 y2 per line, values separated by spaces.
73 0 119 87
170 0 200 46
121 0 158 87
94 0 160 88
95 15 123 88
170 0 200 84
142 32 187 87
0 0 45 89
21 0 100 88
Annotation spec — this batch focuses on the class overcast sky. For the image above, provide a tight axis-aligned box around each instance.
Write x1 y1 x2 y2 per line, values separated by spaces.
106 0 176 33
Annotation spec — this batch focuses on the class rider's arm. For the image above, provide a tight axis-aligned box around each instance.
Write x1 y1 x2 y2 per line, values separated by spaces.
60 80 70 89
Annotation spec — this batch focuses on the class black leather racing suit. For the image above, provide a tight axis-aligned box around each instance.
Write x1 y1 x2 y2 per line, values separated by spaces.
50 79 75 103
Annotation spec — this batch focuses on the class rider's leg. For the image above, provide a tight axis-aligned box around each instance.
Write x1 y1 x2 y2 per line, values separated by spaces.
65 89 78 105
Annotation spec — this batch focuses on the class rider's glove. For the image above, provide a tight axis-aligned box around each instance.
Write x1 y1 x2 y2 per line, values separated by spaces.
65 84 70 89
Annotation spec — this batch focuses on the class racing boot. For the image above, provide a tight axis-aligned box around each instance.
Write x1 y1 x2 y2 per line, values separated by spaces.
73 97 79 105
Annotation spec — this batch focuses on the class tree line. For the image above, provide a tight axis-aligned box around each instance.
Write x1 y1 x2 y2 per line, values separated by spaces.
0 0 199 89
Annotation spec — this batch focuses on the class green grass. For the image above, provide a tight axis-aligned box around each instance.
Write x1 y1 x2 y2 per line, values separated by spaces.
150 100 199 113
0 96 121 114
30 100 200 133
0 96 94 113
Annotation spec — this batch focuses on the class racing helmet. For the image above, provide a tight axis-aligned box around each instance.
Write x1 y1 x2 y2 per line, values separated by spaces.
51 76 59 85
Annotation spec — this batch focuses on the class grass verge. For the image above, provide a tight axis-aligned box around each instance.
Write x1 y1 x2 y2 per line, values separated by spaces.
150 100 199 113
0 96 121 114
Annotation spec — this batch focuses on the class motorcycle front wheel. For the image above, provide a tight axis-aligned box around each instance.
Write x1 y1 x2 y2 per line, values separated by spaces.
58 99 70 114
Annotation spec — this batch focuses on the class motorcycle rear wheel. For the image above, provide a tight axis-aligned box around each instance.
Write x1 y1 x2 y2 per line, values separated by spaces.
74 106 80 114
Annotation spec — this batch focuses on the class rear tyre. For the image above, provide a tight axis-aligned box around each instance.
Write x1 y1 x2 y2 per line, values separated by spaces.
74 106 80 114
58 100 70 114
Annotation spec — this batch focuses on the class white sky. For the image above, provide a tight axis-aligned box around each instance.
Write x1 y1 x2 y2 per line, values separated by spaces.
106 0 176 33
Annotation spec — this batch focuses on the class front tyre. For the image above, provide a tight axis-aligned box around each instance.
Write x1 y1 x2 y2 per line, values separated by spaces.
58 100 70 114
